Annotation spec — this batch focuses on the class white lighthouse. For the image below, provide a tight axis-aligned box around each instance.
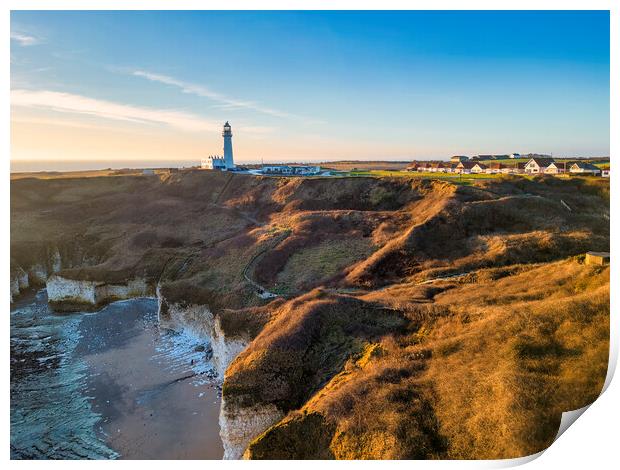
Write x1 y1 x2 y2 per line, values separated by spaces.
201 121 236 171
222 121 234 170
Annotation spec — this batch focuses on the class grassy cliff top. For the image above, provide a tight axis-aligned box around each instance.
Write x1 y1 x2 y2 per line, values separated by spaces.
11 170 610 459
242 259 609 459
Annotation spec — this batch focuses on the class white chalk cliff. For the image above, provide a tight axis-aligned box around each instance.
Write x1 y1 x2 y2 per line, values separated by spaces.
219 398 284 459
47 275 152 310
156 286 281 458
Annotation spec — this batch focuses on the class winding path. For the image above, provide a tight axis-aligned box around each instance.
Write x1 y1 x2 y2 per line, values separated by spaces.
242 231 291 299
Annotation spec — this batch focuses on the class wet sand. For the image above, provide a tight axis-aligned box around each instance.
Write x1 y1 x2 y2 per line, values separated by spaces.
11 292 224 459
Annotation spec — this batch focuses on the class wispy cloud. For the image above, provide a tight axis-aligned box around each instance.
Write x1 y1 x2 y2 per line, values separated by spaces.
11 114 131 132
132 70 294 119
11 32 40 46
238 125 276 134
11 89 220 132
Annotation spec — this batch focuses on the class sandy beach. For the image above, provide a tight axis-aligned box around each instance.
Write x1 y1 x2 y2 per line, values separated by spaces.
11 292 224 459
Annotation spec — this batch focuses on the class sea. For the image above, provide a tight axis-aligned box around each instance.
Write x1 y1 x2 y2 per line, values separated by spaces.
10 160 201 173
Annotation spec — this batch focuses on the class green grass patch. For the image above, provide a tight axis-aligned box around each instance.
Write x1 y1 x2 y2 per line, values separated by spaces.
273 238 374 295
347 170 510 185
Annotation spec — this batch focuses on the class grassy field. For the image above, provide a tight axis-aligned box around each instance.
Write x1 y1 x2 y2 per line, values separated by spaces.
345 169 609 185
9 168 176 180
272 238 374 296
347 170 516 184
320 161 411 171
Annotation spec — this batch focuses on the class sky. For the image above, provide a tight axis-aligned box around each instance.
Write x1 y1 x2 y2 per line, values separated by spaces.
10 10 610 166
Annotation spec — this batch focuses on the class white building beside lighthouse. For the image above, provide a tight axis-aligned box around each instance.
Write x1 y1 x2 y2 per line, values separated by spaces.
201 121 236 170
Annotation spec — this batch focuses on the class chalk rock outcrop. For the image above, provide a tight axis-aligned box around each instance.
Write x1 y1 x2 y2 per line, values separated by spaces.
156 285 278 459
156 286 250 378
11 247 64 302
219 397 284 460
212 318 249 379
10 267 30 303
47 275 152 311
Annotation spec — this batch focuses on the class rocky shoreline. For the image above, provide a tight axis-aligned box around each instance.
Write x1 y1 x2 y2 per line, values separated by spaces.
26 268 270 460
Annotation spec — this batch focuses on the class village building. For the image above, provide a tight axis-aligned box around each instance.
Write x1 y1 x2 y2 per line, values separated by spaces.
471 162 487 174
544 161 573 174
485 162 506 174
569 162 601 176
602 169 610 178
524 157 555 174
500 162 527 174
510 153 521 159
430 162 447 173
202 155 226 170
261 165 321 176
456 161 477 174
417 162 432 172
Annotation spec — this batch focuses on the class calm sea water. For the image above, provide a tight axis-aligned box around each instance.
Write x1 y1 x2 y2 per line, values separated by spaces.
10 291 224 459
10 160 200 173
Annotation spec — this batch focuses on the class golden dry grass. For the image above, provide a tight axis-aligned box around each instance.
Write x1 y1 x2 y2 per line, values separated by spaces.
241 259 609 459
273 238 374 295
11 170 610 459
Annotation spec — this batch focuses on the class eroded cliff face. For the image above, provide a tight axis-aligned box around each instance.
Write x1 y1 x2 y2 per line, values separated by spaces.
219 397 284 460
10 267 29 303
47 275 153 312
10 247 63 302
156 286 250 379
156 286 273 458
33 270 259 459
212 319 249 380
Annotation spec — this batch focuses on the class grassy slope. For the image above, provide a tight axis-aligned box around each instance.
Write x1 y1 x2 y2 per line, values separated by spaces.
245 260 609 459
11 170 610 459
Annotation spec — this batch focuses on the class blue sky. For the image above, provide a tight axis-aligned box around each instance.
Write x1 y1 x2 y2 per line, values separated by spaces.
11 11 610 163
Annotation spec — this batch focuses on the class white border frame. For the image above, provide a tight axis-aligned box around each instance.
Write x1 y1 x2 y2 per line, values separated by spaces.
3 2 617 468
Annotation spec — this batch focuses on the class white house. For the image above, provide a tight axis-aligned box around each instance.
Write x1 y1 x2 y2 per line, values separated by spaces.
524 157 555 174
544 161 570 174
456 161 476 174
471 163 487 174
569 162 601 176
202 156 227 170
602 169 610 178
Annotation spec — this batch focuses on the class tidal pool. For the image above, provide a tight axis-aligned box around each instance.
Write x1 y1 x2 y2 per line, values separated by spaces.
10 290 224 459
